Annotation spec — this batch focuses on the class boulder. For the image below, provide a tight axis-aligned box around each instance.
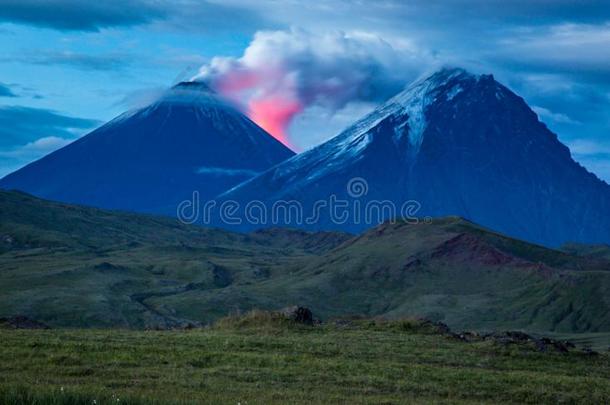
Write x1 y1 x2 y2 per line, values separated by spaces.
279 306 316 325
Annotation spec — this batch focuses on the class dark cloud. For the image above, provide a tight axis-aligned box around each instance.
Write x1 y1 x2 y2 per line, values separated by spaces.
6 51 132 71
218 0 610 43
490 23 610 82
0 83 17 97
0 105 99 148
405 0 610 25
160 1 274 33
0 0 166 31
0 0 271 33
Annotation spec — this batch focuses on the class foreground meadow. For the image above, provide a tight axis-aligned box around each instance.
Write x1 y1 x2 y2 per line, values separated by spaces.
0 315 609 404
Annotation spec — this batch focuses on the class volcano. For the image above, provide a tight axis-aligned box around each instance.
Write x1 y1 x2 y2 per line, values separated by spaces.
219 68 610 247
0 81 294 215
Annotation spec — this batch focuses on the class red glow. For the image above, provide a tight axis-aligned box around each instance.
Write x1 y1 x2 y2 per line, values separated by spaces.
248 96 302 148
210 66 302 149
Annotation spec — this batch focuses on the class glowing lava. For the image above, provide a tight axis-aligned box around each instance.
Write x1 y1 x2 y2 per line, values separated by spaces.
247 96 302 148
209 67 301 149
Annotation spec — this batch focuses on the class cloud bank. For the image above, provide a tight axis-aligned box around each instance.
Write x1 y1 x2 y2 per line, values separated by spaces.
0 0 165 31
0 106 99 177
5 51 132 71
0 106 99 148
0 83 17 97
0 0 270 33
195 29 434 147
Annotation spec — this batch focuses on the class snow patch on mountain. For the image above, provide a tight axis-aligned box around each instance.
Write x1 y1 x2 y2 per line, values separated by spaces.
395 82 432 152
388 67 476 153
446 85 463 101
238 67 480 187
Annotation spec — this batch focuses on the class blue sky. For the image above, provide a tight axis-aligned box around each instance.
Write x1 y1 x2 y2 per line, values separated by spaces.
0 0 609 181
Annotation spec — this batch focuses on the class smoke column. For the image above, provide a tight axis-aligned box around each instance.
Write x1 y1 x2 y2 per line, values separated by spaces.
195 29 430 148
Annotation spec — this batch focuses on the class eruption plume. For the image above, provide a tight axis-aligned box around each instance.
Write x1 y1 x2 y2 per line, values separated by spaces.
195 29 432 148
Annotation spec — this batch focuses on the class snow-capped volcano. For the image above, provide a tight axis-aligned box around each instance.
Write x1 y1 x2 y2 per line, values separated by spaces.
219 68 610 247
0 81 294 214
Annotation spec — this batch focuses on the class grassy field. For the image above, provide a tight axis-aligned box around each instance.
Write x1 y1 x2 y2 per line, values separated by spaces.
0 315 609 404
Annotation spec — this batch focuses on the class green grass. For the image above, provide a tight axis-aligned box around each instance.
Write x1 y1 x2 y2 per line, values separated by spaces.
541 332 610 351
0 316 609 404
2 190 610 337
562 242 610 261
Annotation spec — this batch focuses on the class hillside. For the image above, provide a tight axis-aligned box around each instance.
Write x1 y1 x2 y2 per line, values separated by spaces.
562 242 610 261
0 191 349 328
0 190 346 253
1 190 609 334
256 219 610 332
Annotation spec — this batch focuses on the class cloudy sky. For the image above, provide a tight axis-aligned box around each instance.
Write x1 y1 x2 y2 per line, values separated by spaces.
0 0 609 181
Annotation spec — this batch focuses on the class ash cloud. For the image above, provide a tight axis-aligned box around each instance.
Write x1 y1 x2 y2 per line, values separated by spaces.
194 28 435 148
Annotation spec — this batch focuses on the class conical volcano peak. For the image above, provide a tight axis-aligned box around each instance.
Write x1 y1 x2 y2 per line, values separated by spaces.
172 80 214 93
157 79 226 106
426 66 477 83
0 77 294 215
422 66 489 87
390 67 482 107
289 68 492 170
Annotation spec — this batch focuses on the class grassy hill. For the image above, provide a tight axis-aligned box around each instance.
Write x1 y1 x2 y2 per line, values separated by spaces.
1 190 609 335
256 219 610 332
562 242 610 261
0 314 609 404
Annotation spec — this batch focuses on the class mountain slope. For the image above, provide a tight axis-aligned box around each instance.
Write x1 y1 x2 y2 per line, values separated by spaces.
0 82 294 215
219 68 610 247
258 218 610 332
1 190 609 333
